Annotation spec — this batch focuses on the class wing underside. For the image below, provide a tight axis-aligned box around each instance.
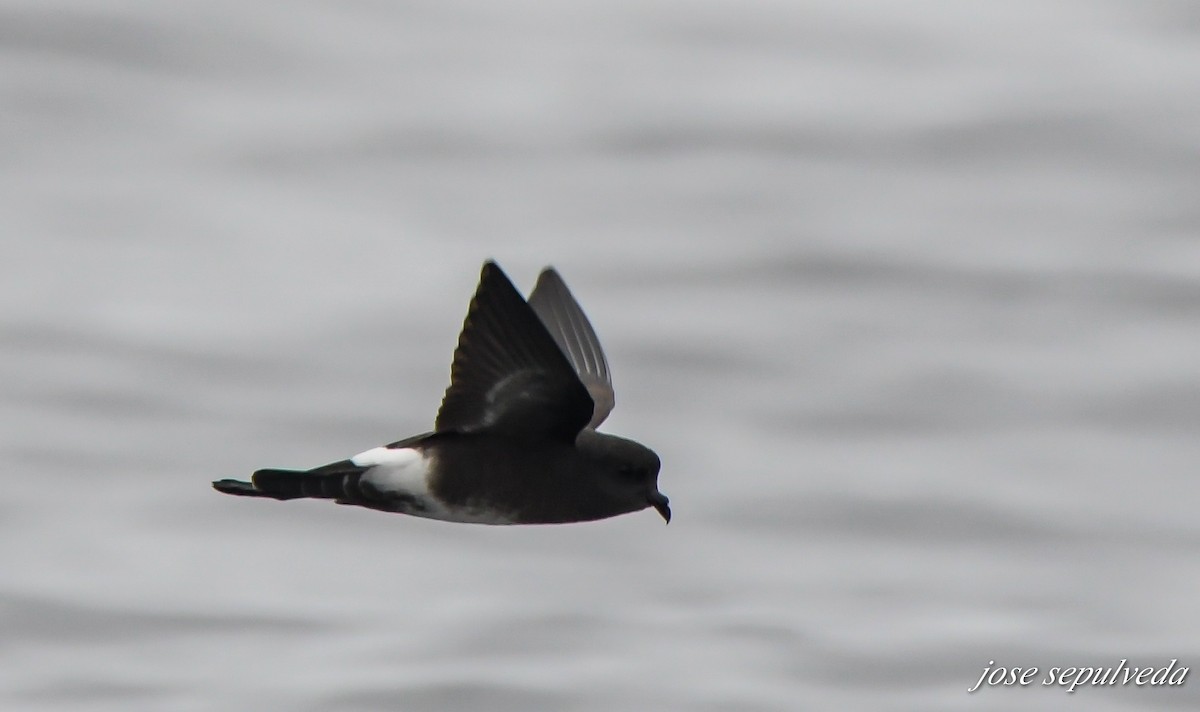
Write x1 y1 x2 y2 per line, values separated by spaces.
527 267 615 428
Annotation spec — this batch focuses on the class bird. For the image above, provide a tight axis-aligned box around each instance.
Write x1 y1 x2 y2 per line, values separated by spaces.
212 261 669 525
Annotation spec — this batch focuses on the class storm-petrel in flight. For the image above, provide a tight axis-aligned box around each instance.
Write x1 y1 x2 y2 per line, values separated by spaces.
213 261 669 525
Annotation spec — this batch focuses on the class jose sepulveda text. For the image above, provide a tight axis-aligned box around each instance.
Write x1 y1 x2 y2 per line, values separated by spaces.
968 659 1188 694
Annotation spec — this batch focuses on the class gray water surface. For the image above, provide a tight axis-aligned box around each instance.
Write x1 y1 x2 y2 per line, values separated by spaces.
3 2 1199 711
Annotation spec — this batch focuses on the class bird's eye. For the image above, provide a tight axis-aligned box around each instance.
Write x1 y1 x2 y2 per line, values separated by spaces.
618 464 641 479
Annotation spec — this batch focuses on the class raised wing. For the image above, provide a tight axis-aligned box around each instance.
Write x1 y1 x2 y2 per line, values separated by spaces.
527 267 614 428
435 262 594 442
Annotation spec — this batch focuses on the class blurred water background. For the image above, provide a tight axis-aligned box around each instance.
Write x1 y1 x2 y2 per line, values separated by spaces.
3 1 1200 710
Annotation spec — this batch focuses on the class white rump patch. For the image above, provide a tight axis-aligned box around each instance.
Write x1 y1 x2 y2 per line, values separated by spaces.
354 447 431 497
350 445 516 525
351 446 422 468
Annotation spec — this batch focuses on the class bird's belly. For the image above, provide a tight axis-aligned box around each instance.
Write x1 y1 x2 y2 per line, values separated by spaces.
379 488 518 525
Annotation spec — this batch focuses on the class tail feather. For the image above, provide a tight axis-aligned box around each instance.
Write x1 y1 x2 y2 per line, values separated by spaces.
212 460 369 502
253 467 363 500
212 479 271 497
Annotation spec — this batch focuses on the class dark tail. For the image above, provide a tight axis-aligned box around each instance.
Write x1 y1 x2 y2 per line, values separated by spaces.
212 460 369 501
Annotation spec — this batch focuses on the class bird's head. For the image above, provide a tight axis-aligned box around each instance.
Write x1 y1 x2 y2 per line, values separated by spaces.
577 430 670 524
